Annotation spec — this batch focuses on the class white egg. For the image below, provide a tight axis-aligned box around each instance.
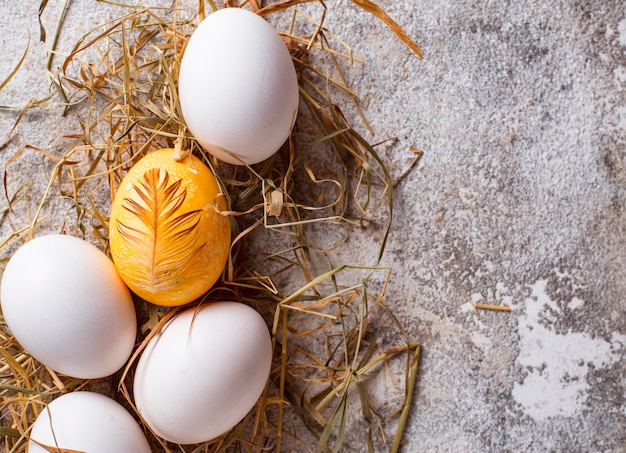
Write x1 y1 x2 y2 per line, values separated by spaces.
0 234 137 379
133 302 273 444
28 391 151 453
178 7 299 165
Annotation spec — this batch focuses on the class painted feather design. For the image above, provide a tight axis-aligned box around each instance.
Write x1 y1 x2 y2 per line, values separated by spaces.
115 168 206 294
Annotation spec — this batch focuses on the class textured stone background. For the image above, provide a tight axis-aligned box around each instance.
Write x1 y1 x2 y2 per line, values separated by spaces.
1 1 625 451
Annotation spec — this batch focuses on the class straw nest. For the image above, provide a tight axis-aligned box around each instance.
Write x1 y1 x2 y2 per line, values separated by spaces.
0 0 423 451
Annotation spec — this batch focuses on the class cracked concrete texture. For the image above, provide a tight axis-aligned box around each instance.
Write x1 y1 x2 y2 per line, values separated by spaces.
1 0 625 452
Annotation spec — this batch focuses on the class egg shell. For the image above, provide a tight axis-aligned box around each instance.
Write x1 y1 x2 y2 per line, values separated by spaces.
178 7 299 165
0 234 137 379
109 148 231 306
133 302 273 444
28 391 151 453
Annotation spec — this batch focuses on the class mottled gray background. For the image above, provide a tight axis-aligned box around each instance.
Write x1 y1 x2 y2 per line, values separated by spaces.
1 1 625 451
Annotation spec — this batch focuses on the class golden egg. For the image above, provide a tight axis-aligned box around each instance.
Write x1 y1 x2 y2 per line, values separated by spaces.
109 149 230 306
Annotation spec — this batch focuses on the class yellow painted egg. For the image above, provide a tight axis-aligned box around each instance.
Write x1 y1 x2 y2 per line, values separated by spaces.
109 148 230 306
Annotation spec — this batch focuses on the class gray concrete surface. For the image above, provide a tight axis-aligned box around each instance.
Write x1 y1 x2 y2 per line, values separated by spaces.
1 0 625 451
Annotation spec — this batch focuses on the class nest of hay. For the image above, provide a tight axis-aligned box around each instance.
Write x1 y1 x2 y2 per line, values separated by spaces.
1 1 423 451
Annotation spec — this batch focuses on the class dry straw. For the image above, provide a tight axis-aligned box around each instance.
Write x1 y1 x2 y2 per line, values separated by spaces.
1 0 423 451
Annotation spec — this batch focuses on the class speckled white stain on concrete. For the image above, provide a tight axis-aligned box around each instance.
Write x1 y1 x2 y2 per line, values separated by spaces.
512 279 624 421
